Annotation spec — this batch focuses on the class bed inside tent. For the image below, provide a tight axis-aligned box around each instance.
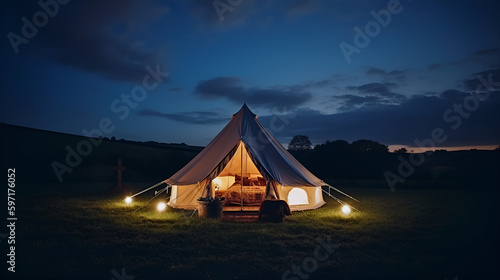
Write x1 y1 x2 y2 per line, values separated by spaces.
213 142 267 207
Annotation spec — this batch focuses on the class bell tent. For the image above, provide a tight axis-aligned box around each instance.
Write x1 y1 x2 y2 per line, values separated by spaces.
158 104 353 211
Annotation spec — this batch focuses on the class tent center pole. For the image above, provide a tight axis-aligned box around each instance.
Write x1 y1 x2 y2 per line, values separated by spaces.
240 140 243 211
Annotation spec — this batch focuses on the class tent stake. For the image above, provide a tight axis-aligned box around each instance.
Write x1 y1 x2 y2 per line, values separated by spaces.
190 207 198 218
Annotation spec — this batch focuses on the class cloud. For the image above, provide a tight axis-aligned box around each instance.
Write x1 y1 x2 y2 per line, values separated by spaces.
427 48 500 74
450 48 500 68
293 74 349 91
29 0 169 82
364 67 413 84
360 49 499 97
138 109 230 125
385 69 410 84
348 82 397 94
439 89 470 99
461 68 500 91
195 76 312 110
195 77 245 99
336 82 406 111
259 89 500 147
332 94 382 111
250 89 312 109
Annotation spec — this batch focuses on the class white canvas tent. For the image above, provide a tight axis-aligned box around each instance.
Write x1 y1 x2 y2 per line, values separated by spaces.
163 104 348 211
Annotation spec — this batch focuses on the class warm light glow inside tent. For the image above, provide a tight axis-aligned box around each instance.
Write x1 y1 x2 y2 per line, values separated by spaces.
287 188 309 206
213 142 264 193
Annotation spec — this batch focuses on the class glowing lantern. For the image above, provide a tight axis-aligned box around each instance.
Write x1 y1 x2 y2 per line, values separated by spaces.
125 197 132 205
157 202 167 212
212 178 222 188
341 205 351 215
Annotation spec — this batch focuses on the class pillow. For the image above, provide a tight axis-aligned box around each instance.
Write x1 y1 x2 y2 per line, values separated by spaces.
257 177 266 186
242 177 251 186
235 174 250 185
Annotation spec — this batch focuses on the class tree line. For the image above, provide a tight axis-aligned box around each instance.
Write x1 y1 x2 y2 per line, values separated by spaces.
287 135 500 189
288 135 392 180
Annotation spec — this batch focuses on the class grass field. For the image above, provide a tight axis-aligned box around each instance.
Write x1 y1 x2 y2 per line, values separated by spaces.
3 182 500 280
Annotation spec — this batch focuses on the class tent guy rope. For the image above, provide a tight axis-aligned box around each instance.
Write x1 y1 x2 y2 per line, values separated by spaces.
321 188 360 212
132 186 169 213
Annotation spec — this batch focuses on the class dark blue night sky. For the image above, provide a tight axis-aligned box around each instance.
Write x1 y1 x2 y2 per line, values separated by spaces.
1 0 499 151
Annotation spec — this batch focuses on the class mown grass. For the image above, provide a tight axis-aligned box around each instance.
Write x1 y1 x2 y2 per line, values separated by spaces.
6 184 500 280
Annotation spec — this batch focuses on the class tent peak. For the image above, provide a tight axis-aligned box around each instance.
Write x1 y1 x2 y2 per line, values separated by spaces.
234 103 257 118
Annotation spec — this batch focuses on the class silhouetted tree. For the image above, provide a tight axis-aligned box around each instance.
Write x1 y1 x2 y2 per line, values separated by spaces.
314 140 351 157
315 139 349 151
288 135 312 151
351 139 388 153
312 139 353 178
394 147 408 154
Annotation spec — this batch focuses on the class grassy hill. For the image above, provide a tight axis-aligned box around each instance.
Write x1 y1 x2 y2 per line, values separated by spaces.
0 123 203 184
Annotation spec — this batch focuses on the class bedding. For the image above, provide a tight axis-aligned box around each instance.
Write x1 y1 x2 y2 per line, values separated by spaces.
224 176 266 205
225 184 266 205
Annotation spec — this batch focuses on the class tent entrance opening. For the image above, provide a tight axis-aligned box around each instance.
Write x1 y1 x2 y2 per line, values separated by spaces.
212 142 267 209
